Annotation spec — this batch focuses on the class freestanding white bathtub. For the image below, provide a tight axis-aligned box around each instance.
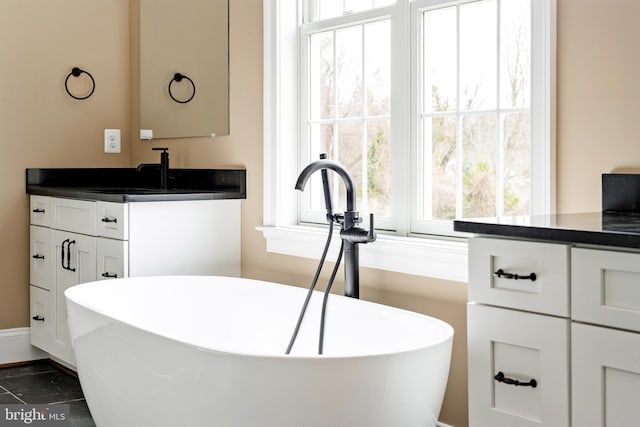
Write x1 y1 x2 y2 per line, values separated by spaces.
65 276 453 427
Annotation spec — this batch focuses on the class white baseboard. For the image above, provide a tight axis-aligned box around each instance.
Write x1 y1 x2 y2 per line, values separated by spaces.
437 422 455 427
0 328 47 365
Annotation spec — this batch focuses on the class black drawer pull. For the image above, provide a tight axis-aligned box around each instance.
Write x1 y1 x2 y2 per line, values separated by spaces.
101 272 118 279
32 254 45 260
101 217 118 223
494 371 537 388
32 208 45 213
32 315 45 322
494 269 537 281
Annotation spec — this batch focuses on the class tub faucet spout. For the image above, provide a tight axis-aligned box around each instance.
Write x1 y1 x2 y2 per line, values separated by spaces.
295 157 376 298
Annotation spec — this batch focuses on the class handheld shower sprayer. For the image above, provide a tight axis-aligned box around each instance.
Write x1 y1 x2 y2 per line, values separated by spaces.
286 154 377 355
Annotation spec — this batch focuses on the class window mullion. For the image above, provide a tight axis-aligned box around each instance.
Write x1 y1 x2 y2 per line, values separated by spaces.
455 4 463 220
361 24 369 215
496 0 504 217
395 0 411 235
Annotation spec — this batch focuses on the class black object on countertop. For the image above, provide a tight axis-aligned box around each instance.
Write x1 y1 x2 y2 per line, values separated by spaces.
602 173 640 213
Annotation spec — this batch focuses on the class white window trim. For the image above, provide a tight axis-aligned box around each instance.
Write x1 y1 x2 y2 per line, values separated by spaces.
261 0 555 283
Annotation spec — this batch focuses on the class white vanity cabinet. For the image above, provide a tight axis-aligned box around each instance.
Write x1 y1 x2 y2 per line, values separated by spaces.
571 247 640 427
467 237 570 427
468 236 640 427
29 195 241 366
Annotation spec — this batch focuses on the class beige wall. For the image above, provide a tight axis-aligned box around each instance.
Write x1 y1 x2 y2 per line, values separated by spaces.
556 0 640 214
2 0 640 426
0 0 130 328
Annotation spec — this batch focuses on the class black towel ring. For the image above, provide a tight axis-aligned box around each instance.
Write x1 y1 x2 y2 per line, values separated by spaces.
64 67 95 100
168 73 196 104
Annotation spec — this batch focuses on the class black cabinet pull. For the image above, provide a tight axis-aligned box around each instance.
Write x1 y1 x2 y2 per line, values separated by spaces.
494 371 537 388
101 272 118 279
101 217 117 223
66 240 76 272
61 239 69 268
32 254 45 260
61 239 76 272
494 269 537 281
32 208 45 213
32 315 45 322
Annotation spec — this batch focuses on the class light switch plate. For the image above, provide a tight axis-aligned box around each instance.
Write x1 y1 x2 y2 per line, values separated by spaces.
140 129 153 140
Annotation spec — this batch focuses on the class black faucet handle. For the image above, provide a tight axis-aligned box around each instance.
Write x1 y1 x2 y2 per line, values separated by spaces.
152 147 169 152
368 213 377 242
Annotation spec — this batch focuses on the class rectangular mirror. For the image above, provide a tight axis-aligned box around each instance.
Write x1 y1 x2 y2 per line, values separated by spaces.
140 0 229 139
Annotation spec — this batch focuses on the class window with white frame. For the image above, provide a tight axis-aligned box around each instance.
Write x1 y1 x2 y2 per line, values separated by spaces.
300 4 394 229
298 0 553 236
262 0 554 280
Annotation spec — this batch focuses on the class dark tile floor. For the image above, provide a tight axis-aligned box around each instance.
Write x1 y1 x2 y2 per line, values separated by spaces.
0 360 95 426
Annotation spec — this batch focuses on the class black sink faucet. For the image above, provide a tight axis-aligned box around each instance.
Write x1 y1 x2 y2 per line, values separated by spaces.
295 157 376 299
136 147 169 189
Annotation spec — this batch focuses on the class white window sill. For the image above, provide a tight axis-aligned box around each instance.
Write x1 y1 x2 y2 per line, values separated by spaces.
258 225 468 283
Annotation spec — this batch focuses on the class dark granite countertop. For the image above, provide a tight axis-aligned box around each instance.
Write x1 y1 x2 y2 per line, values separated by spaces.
454 212 640 249
26 168 246 203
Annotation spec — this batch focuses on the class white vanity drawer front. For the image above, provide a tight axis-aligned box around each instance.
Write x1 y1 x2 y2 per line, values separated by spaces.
30 196 50 226
30 285 52 350
97 201 128 240
97 237 128 280
573 247 640 332
572 323 640 427
30 226 50 290
50 198 97 236
469 237 570 316
468 304 570 427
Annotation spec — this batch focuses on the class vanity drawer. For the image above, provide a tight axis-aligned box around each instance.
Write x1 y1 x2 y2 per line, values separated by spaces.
30 196 50 226
30 285 52 350
468 303 570 427
97 237 128 280
97 201 128 240
30 226 50 290
469 237 570 316
572 247 640 332
50 198 97 236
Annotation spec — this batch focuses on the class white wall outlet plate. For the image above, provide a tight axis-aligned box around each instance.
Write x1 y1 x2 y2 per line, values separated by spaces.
104 129 121 153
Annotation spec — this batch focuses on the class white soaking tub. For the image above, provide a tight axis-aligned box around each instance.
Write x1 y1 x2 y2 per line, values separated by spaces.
65 276 453 427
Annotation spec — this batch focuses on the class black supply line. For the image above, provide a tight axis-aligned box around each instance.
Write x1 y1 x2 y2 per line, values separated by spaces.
285 154 342 355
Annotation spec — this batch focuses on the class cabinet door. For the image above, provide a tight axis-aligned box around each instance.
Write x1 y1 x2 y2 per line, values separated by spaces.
97 238 128 280
468 304 570 427
572 323 640 427
30 225 50 289
30 285 52 350
50 229 97 364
